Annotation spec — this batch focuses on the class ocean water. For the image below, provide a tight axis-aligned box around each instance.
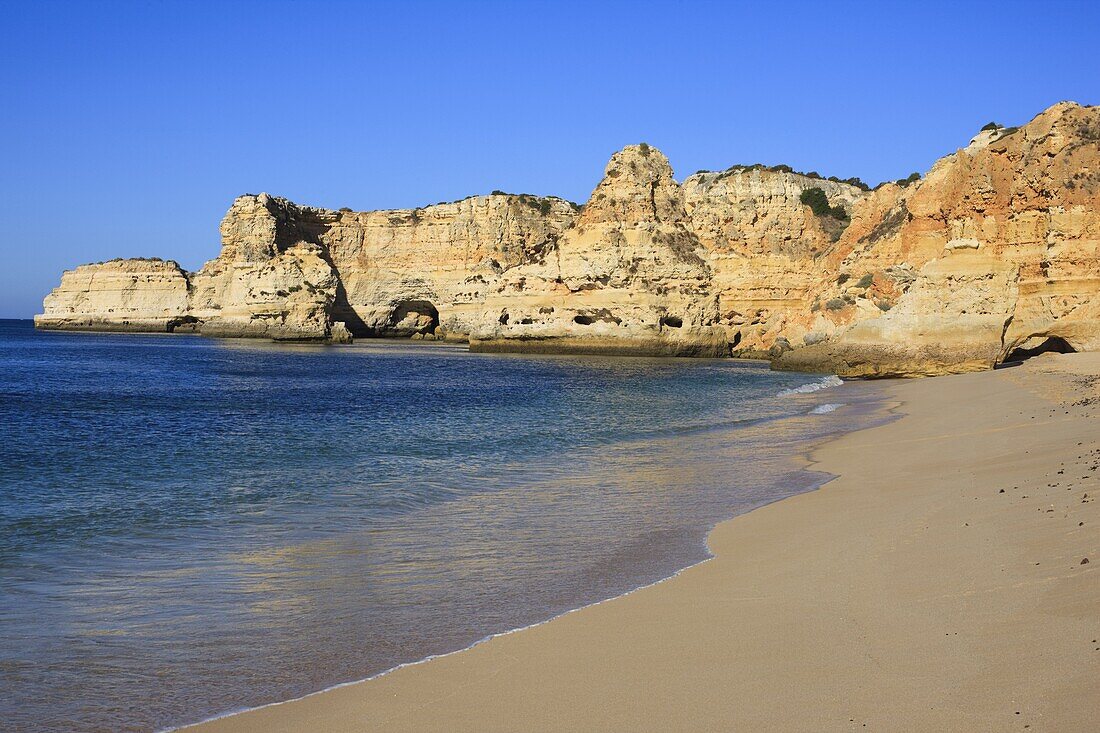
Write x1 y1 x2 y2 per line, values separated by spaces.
0 319 885 732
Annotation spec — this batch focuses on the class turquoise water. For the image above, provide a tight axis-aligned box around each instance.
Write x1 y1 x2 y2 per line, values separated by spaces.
0 319 883 732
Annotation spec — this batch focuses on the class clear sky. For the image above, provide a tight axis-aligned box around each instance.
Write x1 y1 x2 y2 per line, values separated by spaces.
2 0 1098 317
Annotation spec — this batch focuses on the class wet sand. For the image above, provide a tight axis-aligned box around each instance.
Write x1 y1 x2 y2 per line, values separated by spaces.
187 353 1100 732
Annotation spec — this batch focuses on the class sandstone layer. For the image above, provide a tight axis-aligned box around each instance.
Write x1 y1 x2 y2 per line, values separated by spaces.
776 102 1100 376
38 258 192 333
472 145 729 357
37 102 1100 375
38 192 578 342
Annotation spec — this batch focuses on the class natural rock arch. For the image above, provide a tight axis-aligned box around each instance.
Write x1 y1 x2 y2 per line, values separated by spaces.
1001 335 1077 364
387 299 439 336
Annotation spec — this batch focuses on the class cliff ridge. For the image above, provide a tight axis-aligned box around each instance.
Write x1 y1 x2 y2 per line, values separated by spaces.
37 102 1100 376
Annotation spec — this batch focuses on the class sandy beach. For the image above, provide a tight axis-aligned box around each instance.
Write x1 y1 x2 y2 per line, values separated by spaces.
188 353 1100 732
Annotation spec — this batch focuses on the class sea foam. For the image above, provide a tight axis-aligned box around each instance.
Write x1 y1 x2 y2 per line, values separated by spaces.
778 375 843 396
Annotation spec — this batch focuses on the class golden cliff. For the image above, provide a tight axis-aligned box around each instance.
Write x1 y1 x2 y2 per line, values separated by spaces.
37 192 578 342
37 102 1100 376
472 144 730 356
776 101 1100 376
39 258 192 332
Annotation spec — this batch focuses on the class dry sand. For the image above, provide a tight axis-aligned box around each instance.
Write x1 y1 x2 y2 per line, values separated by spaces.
188 353 1100 732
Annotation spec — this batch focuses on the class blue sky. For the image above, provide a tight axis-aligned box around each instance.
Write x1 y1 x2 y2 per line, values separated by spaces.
2 0 1098 317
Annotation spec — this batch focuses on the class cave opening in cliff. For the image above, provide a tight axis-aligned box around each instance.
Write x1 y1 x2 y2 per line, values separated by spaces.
1002 335 1076 364
166 315 201 333
388 300 439 337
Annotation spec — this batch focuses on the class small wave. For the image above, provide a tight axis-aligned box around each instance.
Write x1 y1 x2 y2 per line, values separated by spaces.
810 403 842 414
778 375 843 396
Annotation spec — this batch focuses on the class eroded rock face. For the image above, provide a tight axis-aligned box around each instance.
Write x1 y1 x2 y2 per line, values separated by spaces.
684 168 863 357
206 191 577 340
324 194 576 338
191 240 340 340
471 145 729 356
37 102 1100 375
776 101 1100 376
35 259 191 333
778 250 1022 376
39 192 577 343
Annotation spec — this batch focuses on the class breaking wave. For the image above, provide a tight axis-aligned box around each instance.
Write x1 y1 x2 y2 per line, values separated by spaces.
778 375 843 396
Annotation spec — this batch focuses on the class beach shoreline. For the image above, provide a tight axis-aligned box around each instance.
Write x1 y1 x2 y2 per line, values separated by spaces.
167 373 879 733
187 353 1100 732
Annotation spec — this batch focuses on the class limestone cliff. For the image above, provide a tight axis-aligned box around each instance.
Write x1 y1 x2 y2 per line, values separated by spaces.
196 191 578 341
683 167 863 356
776 101 1100 376
469 149 862 356
39 192 577 342
36 259 191 333
37 101 1100 376
471 145 729 356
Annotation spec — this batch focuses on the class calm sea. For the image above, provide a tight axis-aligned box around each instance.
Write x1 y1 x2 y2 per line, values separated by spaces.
0 319 885 732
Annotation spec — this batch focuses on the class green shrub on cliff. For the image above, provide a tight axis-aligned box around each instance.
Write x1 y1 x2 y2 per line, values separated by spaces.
800 187 831 216
708 164 869 190
800 187 849 220
896 172 921 187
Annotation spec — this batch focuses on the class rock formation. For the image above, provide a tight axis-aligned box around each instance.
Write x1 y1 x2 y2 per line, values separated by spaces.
775 101 1100 376
38 191 578 342
38 258 192 333
682 167 864 357
472 145 731 356
37 101 1100 377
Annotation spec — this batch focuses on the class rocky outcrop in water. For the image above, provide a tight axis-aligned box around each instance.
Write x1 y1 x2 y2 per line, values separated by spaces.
38 259 192 333
38 191 578 342
37 102 1100 376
